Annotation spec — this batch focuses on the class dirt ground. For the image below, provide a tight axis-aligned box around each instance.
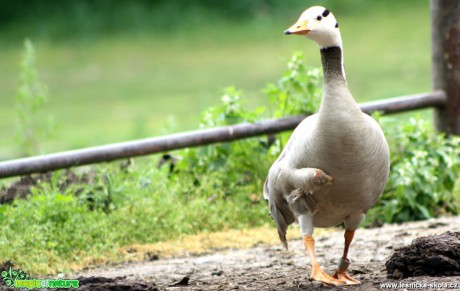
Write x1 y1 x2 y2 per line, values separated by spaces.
2 173 459 290
65 216 460 291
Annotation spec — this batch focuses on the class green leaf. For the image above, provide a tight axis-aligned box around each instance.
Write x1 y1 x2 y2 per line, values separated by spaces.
416 204 432 219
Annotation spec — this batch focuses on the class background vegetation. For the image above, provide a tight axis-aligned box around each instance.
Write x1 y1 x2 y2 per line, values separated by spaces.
1 0 458 276
0 0 430 158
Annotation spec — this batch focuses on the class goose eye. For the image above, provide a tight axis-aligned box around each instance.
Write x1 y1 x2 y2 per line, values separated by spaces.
316 15 322 21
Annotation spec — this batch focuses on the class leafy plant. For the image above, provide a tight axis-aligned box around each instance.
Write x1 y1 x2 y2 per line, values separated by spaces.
14 39 56 156
265 51 321 118
366 117 460 225
174 87 269 197
177 52 322 174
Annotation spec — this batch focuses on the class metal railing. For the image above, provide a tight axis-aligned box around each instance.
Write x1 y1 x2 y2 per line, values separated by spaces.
0 0 457 179
0 91 446 179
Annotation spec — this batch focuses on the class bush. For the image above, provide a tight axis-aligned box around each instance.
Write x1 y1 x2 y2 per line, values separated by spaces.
174 52 321 196
365 117 460 225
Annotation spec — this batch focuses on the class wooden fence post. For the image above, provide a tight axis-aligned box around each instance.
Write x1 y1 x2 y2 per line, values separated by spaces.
431 0 460 134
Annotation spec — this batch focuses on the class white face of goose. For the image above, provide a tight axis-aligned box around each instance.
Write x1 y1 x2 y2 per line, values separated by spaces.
284 6 342 49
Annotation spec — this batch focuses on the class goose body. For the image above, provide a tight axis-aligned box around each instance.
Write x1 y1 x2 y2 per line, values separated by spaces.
264 6 390 285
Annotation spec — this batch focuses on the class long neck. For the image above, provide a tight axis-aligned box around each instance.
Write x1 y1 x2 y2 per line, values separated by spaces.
317 46 361 124
320 46 346 84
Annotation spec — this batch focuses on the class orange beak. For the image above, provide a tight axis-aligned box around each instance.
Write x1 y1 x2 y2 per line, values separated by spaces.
284 19 310 35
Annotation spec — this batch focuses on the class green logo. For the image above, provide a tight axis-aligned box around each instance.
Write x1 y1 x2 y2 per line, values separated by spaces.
1 267 79 289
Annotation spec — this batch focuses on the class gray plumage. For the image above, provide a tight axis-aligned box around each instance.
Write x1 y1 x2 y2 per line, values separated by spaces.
264 46 390 248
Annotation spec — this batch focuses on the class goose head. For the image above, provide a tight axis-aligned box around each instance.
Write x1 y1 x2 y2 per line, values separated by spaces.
284 6 342 49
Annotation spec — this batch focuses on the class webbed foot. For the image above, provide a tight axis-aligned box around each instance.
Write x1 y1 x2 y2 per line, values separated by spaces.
310 263 343 285
332 270 361 285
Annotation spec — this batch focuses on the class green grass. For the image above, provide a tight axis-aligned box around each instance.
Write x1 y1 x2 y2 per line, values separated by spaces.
0 163 268 274
0 2 431 159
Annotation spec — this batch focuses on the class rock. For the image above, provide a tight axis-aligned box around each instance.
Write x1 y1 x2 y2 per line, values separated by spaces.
169 276 190 286
386 231 460 279
212 270 224 276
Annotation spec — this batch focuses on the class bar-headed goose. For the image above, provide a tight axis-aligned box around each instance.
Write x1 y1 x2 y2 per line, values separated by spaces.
263 6 390 285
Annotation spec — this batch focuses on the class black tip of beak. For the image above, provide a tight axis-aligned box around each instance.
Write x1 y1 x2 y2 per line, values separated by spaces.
284 30 292 35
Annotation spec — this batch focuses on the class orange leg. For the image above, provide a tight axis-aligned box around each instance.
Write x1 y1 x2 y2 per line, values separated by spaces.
332 229 361 285
303 236 342 285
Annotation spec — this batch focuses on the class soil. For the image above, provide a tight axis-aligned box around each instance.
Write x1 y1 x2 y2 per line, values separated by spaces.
65 216 460 291
386 231 460 279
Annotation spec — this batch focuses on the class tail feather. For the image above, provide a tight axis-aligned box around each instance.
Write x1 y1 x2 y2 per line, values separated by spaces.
265 177 295 250
269 199 295 250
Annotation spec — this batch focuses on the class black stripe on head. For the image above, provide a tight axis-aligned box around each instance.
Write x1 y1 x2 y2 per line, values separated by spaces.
322 9 330 17
335 22 339 28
